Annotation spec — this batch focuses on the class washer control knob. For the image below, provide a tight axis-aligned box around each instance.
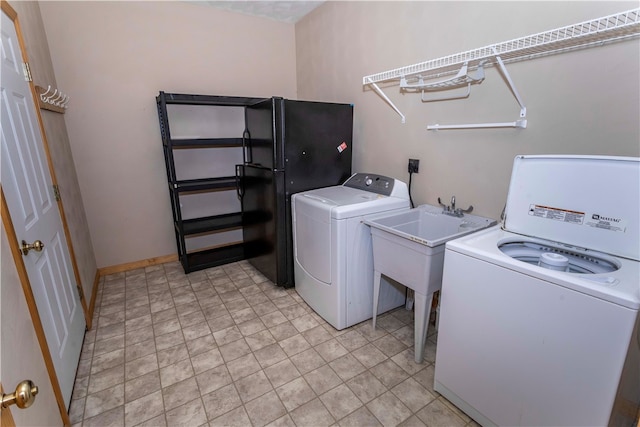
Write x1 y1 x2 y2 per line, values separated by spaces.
365 178 373 186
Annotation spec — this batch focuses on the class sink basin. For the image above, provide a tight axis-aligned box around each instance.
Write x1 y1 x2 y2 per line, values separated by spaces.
364 204 497 294
364 203 496 363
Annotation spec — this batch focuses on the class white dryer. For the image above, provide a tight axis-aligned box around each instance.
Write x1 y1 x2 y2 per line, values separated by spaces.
292 173 410 330
434 155 640 426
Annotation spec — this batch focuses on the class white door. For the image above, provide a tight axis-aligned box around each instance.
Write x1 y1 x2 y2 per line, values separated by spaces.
1 8 84 409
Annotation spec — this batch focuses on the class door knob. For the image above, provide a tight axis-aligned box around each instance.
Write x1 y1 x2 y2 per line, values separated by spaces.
1 380 38 409
20 240 44 255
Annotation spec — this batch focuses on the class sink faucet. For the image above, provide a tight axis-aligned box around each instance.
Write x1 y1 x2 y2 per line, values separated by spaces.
438 195 473 217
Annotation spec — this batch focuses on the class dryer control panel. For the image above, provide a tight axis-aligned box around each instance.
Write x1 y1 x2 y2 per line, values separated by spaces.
344 173 399 197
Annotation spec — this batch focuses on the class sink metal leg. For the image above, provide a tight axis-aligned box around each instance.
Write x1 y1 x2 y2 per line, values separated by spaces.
372 270 382 329
414 291 433 363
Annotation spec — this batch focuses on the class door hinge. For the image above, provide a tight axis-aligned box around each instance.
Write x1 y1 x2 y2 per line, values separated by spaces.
52 185 61 201
22 62 32 82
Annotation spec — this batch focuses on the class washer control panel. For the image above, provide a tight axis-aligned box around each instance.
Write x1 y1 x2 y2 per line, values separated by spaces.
343 173 395 196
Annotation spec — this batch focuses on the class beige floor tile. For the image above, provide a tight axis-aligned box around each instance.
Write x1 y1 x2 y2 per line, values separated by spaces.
391 348 428 375
254 343 289 368
82 405 124 427
165 398 208 427
289 348 326 374
68 397 85 424
195 364 232 396
125 314 152 333
370 359 410 389
415 399 466 427
210 405 252 427
157 343 189 368
329 353 367 382
334 329 369 352
124 389 164 427
337 406 383 427
84 383 125 419
181 321 212 341
269 321 299 341
265 413 296 427
246 329 277 351
345 371 388 404
124 371 161 403
159 358 194 388
225 351 262 381
236 370 274 403
290 397 335 427
189 345 222 372
319 383 363 420
125 337 156 363
219 337 252 362
261 310 289 328
301 325 333 346
213 325 244 346
373 334 408 358
202 383 243 420
390 378 436 413
398 414 427 427
314 338 349 362
275 377 317 412
77 261 475 427
264 359 302 388
155 329 185 351
376 313 408 332
93 334 125 357
162 376 198 411
304 365 343 396
238 317 267 336
279 333 312 357
185 333 217 357
88 364 124 394
366 391 413 427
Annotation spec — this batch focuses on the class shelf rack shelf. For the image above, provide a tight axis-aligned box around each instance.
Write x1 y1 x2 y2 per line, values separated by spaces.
157 91 265 273
362 8 640 129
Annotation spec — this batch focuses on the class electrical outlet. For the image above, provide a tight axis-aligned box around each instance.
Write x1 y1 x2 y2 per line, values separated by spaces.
408 159 420 174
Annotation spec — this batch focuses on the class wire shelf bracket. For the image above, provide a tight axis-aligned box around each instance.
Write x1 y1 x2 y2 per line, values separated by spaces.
362 8 640 130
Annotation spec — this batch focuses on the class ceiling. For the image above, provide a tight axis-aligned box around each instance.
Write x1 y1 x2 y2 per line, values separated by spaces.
194 1 325 23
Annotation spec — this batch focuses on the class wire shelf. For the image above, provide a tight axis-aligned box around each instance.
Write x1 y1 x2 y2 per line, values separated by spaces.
363 8 640 85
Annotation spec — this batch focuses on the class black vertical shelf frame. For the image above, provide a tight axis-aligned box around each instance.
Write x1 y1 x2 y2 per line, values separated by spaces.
156 91 266 273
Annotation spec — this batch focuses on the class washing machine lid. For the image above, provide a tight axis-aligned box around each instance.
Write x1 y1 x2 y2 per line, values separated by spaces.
297 186 380 207
503 155 640 261
295 186 409 219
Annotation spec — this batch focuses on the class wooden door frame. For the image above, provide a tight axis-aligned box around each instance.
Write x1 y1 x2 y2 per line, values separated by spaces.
1 0 91 330
0 384 16 427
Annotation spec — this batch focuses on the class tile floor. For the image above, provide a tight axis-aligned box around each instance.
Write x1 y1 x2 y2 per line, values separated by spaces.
69 260 477 427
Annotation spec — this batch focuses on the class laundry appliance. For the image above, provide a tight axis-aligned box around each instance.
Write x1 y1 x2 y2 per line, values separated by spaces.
292 173 410 330
434 155 640 426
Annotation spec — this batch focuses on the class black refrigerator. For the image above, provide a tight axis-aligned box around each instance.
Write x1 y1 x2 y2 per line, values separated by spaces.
237 97 353 287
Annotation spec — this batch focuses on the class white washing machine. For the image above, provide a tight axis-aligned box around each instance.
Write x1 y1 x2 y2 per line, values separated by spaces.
292 173 410 330
434 155 640 426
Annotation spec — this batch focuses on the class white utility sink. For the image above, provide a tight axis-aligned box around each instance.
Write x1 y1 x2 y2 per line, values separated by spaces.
364 204 496 363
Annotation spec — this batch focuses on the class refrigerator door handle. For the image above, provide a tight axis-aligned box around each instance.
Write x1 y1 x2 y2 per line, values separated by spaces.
243 129 252 164
235 164 244 200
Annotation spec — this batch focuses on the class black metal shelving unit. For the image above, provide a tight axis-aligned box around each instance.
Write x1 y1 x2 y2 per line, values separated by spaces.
156 91 265 273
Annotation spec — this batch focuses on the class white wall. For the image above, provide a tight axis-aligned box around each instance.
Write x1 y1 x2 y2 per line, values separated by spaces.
40 1 297 268
296 1 640 220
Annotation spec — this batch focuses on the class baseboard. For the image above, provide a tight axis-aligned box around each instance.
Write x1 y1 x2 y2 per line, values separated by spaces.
87 270 100 329
97 254 178 276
